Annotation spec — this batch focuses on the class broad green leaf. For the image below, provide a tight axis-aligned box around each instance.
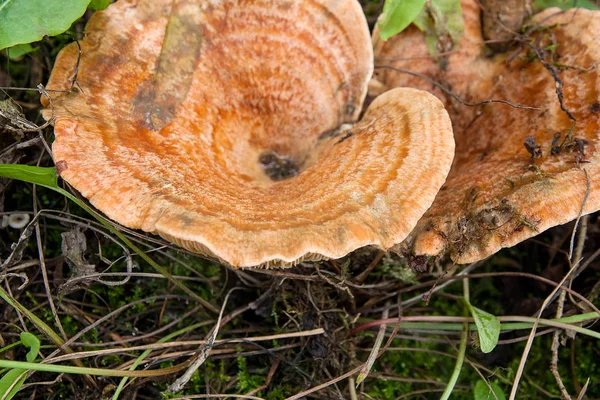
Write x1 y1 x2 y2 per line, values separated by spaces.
0 333 40 399
464 300 500 353
20 333 40 363
474 380 506 400
533 0 599 10
0 368 27 400
0 0 91 50
378 0 428 41
88 0 111 11
413 0 464 55
5 43 36 59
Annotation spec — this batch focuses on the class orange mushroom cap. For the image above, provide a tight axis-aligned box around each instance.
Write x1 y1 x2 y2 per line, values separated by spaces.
375 0 600 263
43 0 454 267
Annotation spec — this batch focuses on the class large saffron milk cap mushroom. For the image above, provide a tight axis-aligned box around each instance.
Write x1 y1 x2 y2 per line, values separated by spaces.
42 0 454 267
374 0 600 263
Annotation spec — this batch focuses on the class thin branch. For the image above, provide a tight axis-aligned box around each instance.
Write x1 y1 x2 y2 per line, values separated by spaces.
167 288 237 393
373 65 541 111
508 262 582 400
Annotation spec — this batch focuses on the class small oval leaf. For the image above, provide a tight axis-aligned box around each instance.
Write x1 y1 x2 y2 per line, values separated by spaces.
474 380 506 400
464 300 500 353
378 0 428 41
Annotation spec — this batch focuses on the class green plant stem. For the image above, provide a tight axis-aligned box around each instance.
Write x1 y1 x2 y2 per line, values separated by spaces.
500 316 600 340
0 342 21 356
0 289 67 354
0 359 189 378
56 188 218 313
112 322 208 399
440 279 470 400
0 165 218 313
354 312 600 337
0 286 99 386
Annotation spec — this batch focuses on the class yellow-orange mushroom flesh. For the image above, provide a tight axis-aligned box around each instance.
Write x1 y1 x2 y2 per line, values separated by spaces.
375 1 600 263
44 0 455 267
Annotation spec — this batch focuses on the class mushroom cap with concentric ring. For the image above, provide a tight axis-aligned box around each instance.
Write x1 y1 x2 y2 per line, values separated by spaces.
43 0 455 267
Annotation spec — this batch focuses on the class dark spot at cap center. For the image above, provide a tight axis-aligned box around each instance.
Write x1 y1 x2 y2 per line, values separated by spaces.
259 151 299 181
590 102 600 113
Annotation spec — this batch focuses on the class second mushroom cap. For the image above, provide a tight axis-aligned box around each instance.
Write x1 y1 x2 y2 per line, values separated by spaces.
374 0 600 263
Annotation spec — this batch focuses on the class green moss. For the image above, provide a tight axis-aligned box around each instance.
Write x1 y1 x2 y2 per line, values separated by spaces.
236 353 265 393
265 386 294 400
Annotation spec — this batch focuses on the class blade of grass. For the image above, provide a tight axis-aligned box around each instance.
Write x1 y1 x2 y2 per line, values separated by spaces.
0 289 65 352
0 369 28 400
0 333 40 400
0 359 191 378
43 328 325 365
353 312 600 335
0 286 98 385
0 343 22 356
112 322 209 399
440 278 469 400
0 165 218 313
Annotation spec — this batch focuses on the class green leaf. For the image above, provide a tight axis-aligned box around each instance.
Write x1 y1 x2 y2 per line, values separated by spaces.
533 0 599 10
464 300 500 353
0 0 92 50
0 333 40 399
378 0 428 41
88 0 111 11
5 43 36 59
413 0 464 55
0 165 58 190
474 380 506 400
20 333 40 363
0 368 27 400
